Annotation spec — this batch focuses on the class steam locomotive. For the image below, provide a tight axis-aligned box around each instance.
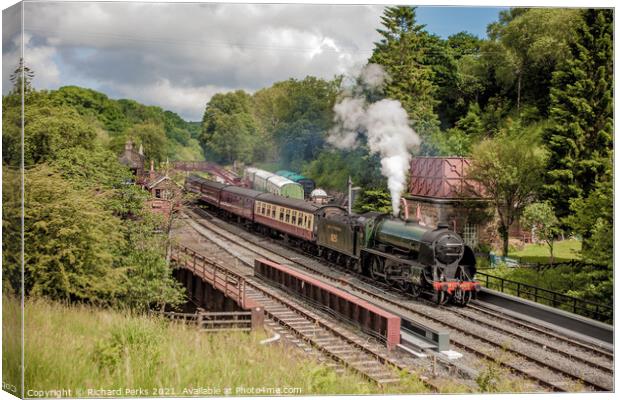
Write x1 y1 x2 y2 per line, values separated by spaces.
186 175 480 306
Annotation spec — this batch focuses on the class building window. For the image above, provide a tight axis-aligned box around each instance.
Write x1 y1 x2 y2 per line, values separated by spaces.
155 189 162 199
463 223 478 248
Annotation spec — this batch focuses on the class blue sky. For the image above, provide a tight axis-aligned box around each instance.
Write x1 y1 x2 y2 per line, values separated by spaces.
416 6 507 39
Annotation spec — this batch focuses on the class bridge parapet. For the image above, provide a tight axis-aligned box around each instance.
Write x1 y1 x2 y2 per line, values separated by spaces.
170 245 258 310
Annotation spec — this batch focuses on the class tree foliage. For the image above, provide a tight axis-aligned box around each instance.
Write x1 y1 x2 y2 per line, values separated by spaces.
369 6 439 139
521 202 561 263
541 9 613 219
353 189 392 214
24 166 126 303
468 125 547 256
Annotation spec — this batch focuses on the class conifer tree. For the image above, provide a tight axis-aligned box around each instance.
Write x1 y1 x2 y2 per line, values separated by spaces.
369 6 439 139
542 9 613 219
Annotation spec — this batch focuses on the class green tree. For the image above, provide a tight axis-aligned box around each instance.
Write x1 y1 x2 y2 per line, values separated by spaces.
521 202 561 263
23 166 126 303
23 105 97 165
9 57 35 95
542 9 613 219
354 188 392 214
123 122 168 163
121 214 185 311
468 125 547 256
485 8 580 114
565 156 613 265
263 77 338 169
200 90 258 164
369 6 439 139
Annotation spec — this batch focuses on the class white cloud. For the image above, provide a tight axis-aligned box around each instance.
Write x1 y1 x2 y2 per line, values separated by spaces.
2 32 61 92
7 2 384 119
108 79 235 121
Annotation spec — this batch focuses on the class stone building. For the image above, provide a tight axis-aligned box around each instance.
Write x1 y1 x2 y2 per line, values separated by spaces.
404 157 494 249
144 161 183 218
118 140 145 179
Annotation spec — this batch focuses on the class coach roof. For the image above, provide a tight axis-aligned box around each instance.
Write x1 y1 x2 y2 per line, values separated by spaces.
222 185 264 198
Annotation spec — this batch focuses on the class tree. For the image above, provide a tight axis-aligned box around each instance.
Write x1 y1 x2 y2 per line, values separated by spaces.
23 166 126 303
9 57 34 95
354 188 392 214
23 105 97 166
565 155 613 264
260 77 338 169
124 122 168 163
468 125 546 256
200 90 258 164
485 8 580 113
369 6 439 139
542 9 613 220
521 202 561 263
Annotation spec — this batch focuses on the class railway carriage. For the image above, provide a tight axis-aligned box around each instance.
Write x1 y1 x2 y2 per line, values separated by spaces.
265 175 304 199
252 169 274 192
219 186 262 221
276 170 316 197
253 193 345 241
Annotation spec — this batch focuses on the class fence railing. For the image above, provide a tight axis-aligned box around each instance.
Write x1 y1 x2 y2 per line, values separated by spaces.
170 245 247 308
153 310 256 332
476 271 612 323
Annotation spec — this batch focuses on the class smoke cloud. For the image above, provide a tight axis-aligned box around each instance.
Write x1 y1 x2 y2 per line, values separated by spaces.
328 63 420 217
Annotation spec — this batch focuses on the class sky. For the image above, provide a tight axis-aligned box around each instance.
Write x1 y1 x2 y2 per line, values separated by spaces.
2 1 507 121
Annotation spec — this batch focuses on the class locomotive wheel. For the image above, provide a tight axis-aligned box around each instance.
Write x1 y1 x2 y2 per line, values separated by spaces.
410 284 422 298
369 256 383 281
395 281 411 293
453 288 472 307
433 290 449 305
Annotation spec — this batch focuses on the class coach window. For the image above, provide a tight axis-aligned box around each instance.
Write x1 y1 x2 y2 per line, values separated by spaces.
279 209 284 221
291 210 297 225
285 209 290 223
261 203 266 215
272 207 276 218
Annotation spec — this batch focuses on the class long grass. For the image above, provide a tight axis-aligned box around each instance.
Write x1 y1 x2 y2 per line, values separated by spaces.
5 296 434 396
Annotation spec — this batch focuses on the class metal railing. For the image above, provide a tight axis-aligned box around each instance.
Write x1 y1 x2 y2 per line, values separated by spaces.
476 271 612 323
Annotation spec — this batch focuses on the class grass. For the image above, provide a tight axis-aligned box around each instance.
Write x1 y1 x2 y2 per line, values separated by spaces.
508 239 582 263
3 295 435 396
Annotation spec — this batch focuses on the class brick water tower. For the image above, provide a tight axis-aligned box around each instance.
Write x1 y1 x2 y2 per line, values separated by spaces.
405 157 493 249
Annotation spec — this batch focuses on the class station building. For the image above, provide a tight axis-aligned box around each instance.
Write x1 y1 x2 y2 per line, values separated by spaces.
404 157 495 249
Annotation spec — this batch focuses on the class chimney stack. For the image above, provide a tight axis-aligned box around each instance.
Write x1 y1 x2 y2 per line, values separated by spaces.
150 160 155 180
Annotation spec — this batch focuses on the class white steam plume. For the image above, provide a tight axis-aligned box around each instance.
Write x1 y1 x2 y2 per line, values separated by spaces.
328 64 420 217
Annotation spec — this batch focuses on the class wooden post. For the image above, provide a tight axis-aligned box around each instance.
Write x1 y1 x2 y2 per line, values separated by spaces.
251 307 264 331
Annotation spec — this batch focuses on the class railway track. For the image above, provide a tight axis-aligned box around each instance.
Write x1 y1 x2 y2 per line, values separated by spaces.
181 206 613 392
173 213 477 391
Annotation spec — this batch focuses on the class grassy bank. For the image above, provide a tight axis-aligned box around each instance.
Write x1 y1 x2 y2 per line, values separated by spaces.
508 239 582 263
3 296 434 396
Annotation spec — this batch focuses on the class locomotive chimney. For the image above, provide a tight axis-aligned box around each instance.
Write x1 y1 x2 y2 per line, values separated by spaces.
437 221 449 230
